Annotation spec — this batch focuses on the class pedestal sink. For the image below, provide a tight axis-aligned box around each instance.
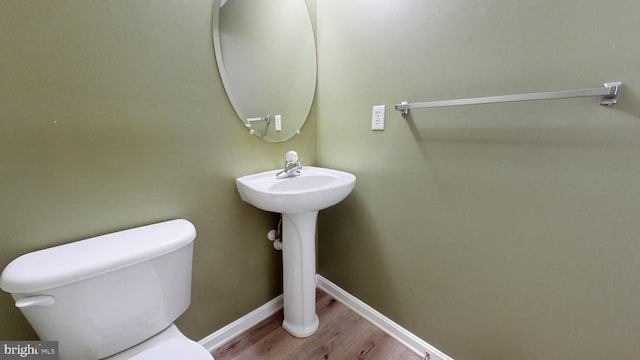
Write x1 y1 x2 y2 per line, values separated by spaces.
235 166 356 337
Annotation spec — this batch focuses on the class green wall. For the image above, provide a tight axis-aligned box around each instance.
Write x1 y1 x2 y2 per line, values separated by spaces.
0 0 316 341
317 0 640 359
3 1 640 359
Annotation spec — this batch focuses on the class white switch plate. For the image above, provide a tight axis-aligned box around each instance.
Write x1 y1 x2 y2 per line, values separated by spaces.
275 114 282 131
371 105 385 130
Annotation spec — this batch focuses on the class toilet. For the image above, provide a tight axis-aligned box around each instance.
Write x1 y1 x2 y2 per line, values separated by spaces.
0 219 213 360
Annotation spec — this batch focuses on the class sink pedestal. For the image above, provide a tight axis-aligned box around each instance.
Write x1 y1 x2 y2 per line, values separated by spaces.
281 211 319 338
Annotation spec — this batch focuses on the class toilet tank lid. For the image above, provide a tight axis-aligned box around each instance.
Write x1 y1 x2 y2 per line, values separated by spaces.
0 219 196 294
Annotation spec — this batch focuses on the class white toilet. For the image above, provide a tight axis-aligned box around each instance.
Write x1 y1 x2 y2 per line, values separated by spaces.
0 219 213 360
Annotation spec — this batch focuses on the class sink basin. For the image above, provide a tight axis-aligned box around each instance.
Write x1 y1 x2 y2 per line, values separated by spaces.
235 165 356 338
236 166 356 214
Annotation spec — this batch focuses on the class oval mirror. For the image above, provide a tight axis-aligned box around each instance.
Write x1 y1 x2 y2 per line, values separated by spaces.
213 0 317 142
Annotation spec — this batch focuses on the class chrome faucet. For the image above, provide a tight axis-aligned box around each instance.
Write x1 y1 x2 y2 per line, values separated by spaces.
276 151 303 178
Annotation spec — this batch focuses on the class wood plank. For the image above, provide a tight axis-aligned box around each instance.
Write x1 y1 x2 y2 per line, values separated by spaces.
211 289 424 360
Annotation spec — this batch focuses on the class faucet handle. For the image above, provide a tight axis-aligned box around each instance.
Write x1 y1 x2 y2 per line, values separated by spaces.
285 150 298 163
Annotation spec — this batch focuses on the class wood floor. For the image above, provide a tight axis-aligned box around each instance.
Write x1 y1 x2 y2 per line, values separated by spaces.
211 289 424 360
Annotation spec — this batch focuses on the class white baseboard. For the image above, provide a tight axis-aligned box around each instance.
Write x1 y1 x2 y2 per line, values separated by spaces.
198 294 284 352
199 275 453 360
316 275 453 360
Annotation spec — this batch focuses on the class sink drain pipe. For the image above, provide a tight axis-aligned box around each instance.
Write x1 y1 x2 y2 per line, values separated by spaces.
267 217 283 250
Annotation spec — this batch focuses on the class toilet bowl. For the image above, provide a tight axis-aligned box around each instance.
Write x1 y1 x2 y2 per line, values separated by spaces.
107 325 211 360
0 219 213 360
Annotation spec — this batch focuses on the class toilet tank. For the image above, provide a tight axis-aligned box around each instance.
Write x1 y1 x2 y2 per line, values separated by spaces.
0 219 197 360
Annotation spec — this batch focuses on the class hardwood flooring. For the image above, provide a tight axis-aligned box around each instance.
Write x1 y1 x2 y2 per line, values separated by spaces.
211 289 424 360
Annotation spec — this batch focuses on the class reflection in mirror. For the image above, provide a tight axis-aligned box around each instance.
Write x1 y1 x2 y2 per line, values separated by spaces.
213 0 317 142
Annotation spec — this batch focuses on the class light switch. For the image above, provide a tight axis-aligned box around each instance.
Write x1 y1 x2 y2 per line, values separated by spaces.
275 114 282 131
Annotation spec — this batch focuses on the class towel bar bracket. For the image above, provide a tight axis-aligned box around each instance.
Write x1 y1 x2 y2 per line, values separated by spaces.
600 82 621 106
